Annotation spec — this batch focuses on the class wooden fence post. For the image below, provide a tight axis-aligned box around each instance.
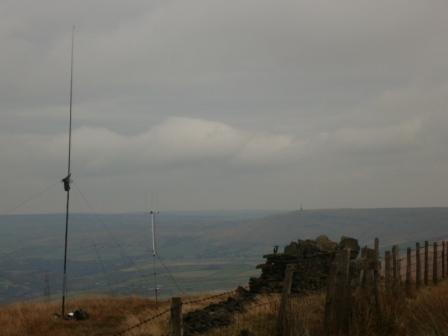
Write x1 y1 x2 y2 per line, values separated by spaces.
372 246 382 320
441 241 446 279
325 249 351 336
277 264 295 336
359 247 383 322
446 241 448 278
170 297 183 336
392 246 397 282
361 246 368 287
433 242 438 285
385 251 391 292
392 245 400 294
424 241 429 286
416 242 421 289
406 247 412 297
374 238 379 260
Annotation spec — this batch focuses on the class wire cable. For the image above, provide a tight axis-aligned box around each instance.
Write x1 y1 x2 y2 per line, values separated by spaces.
156 254 188 296
73 183 149 280
0 180 59 215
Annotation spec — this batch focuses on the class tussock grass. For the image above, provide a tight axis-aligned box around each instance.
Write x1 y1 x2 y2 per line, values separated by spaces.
203 293 325 336
204 282 448 336
404 285 448 336
0 296 167 336
2 284 448 336
0 292 235 336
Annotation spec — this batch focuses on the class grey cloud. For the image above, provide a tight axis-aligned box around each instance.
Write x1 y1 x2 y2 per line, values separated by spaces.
1 116 425 176
1 0 448 212
2 117 298 174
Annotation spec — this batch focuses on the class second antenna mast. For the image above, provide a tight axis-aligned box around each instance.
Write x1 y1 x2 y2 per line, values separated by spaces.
149 210 159 304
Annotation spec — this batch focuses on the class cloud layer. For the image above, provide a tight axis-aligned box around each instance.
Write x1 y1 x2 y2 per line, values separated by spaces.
1 0 448 212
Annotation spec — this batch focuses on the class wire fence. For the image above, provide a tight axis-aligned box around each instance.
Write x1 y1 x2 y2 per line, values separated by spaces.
198 296 281 336
4 185 448 335
103 291 326 336
101 289 239 336
98 237 448 336
379 239 448 285
100 248 335 336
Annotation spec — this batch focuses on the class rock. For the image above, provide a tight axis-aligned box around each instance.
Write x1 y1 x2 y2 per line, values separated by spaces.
67 309 89 321
284 241 299 256
297 239 321 257
235 286 252 300
184 235 361 335
183 291 255 336
249 236 340 294
316 235 338 252
338 236 360 259
74 309 89 320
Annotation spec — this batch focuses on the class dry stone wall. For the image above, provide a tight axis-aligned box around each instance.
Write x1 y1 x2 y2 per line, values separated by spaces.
249 235 360 293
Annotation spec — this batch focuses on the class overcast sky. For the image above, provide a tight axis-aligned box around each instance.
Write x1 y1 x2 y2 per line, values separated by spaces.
1 0 448 213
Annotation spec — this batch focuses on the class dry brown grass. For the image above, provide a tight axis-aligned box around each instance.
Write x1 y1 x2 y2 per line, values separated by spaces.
2 283 448 336
0 296 168 336
203 293 325 336
204 282 448 336
0 292 236 336
403 284 448 336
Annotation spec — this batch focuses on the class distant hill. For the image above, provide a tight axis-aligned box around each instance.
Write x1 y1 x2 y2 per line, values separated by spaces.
216 207 448 251
1 207 448 303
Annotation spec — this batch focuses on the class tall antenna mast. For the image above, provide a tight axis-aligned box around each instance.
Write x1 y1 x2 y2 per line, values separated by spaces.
61 26 75 318
149 210 159 304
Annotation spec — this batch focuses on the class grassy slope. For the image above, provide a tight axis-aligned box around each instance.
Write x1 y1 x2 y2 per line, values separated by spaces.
0 292 236 336
2 282 448 336
0 296 165 336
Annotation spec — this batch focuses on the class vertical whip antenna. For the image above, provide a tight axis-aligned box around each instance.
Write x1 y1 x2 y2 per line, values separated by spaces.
149 210 159 305
61 25 75 318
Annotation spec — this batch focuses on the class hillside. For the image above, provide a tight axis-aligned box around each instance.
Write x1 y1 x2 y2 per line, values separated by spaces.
227 207 448 249
2 208 448 304
2 281 448 336
0 296 163 336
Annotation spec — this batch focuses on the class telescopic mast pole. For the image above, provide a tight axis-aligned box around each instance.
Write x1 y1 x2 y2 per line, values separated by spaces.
150 210 159 304
61 26 75 318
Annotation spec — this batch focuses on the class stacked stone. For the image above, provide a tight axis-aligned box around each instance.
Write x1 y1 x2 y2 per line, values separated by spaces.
249 235 359 294
183 287 254 336
183 237 360 335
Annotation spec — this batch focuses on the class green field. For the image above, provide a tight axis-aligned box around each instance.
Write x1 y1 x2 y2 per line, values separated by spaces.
2 208 448 304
